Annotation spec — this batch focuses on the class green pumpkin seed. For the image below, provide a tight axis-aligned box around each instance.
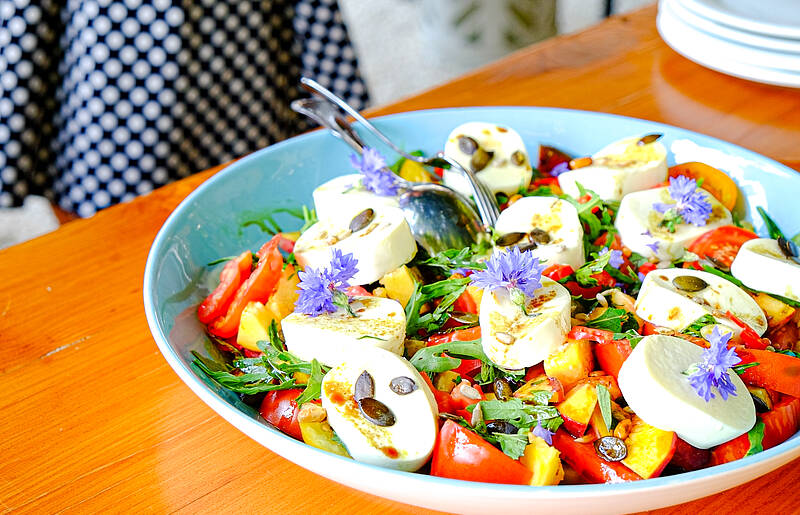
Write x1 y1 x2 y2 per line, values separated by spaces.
358 397 396 427
672 275 708 292
349 208 375 233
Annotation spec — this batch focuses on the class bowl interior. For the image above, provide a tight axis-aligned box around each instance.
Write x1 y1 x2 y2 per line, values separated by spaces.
144 106 800 512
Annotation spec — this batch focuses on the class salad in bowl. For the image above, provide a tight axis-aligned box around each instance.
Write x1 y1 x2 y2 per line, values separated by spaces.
187 119 800 488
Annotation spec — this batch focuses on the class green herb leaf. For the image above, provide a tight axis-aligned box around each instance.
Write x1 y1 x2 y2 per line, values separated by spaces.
584 307 637 333
405 277 471 335
357 335 388 341
613 329 644 348
732 362 759 375
493 432 530 460
596 384 612 430
575 251 612 286
745 419 765 456
701 265 800 308
410 339 488 373
757 207 786 241
295 359 324 405
422 246 488 275
515 389 553 406
478 399 561 429
682 314 718 338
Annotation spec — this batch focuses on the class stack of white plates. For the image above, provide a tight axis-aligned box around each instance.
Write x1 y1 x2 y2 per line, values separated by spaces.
657 0 800 88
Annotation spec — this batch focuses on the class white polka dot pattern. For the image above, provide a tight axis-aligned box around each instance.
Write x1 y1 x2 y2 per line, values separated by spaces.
0 0 369 216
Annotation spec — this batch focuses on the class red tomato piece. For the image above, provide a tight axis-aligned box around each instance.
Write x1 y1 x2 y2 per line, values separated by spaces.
452 288 478 314
563 281 604 300
737 348 800 398
709 396 800 466
552 430 641 483
538 145 572 176
427 326 482 346
421 373 456 415
209 236 284 337
197 251 252 324
687 226 757 269
568 326 616 345
344 285 372 297
638 262 657 276
431 420 533 485
259 388 304 441
543 264 574 282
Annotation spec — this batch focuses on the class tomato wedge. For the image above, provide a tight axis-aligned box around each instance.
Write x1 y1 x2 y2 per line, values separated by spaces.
687 226 757 269
209 236 284 337
669 162 738 211
737 348 800 398
197 251 253 324
427 325 482 346
709 396 800 466
543 264 574 282
431 420 533 484
552 430 641 483
538 145 573 176
260 388 304 440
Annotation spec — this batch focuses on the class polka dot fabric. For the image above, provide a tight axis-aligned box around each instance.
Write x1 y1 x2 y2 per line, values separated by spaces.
0 0 369 217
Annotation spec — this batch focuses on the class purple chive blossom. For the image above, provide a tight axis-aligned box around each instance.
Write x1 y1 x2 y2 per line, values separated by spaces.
550 161 570 177
645 241 660 254
637 271 646 282
295 249 359 317
349 147 400 197
531 422 554 445
453 267 474 277
599 247 624 269
470 247 545 314
653 176 713 227
687 326 741 402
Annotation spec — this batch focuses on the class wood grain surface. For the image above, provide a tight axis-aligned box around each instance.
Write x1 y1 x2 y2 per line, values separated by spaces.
2 5 799 514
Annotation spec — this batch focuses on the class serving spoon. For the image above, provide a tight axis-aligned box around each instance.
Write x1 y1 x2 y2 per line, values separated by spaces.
291 92 490 256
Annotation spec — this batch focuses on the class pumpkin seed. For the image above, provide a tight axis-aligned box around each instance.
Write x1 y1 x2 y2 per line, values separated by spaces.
778 237 800 265
485 420 517 434
458 135 478 155
529 228 551 244
358 397 396 427
492 378 513 401
450 311 479 325
496 231 526 247
637 133 663 146
594 436 628 461
389 376 418 395
517 241 539 252
496 331 516 345
672 275 708 292
510 150 526 166
470 147 493 171
349 208 374 233
354 370 375 402
751 393 770 413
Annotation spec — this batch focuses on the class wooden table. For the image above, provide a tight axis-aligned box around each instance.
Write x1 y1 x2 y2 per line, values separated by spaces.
2 5 799 514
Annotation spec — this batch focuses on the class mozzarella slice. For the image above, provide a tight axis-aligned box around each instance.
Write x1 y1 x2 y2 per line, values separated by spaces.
615 186 732 260
635 268 767 335
557 136 668 201
442 122 533 198
731 238 800 302
321 345 438 471
282 296 405 367
618 334 755 449
294 206 417 286
479 277 571 369
493 196 585 269
313 174 400 223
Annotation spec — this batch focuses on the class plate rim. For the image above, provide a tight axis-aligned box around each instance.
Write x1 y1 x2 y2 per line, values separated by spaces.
143 105 800 510
682 0 800 40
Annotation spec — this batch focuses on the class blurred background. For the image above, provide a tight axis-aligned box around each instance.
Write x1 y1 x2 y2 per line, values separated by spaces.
0 0 652 248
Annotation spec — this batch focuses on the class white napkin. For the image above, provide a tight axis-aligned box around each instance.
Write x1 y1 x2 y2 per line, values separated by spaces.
0 196 60 249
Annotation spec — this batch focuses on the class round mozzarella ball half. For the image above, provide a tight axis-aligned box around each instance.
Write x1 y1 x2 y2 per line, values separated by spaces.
443 122 533 198
635 268 767 335
618 334 755 449
294 206 417 286
731 238 800 303
558 136 668 201
282 296 406 367
479 278 571 369
321 346 439 471
615 187 732 261
313 174 400 223
493 196 585 269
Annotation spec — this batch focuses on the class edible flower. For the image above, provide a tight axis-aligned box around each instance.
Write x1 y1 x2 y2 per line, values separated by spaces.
686 326 741 402
349 147 400 196
598 247 624 269
295 249 359 317
470 247 545 315
531 422 554 445
654 176 712 231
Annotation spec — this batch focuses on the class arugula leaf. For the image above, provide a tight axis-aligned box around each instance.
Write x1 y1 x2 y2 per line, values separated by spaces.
410 339 488 373
514 389 553 406
732 362 759 375
682 314 718 338
192 351 297 394
357 335 388 341
493 432 529 460
422 246 488 275
295 359 324 405
584 307 637 333
477 399 561 429
613 329 644 348
405 277 471 335
575 251 612 286
745 419 765 456
757 207 786 241
596 384 612 429
702 265 800 308
472 361 525 386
